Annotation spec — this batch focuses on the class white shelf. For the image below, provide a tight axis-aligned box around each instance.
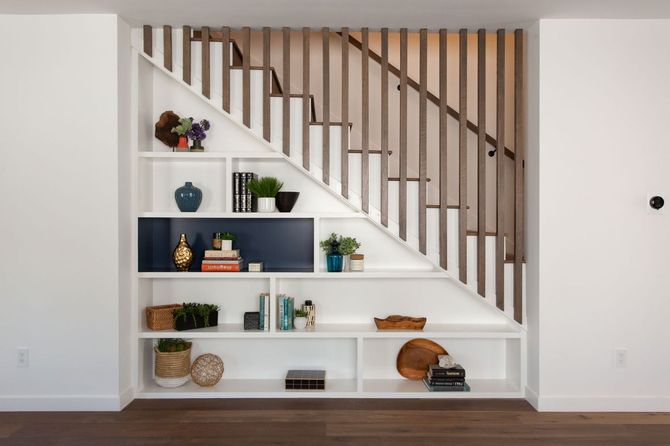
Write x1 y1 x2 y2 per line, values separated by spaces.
138 211 365 219
137 151 283 159
136 379 358 398
361 378 522 398
138 322 521 339
137 270 446 279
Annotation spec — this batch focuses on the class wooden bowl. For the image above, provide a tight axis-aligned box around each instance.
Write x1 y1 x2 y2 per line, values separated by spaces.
374 315 427 330
396 338 447 380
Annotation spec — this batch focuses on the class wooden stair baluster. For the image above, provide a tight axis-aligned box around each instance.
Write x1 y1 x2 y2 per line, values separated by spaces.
496 29 506 311
514 28 525 323
303 27 311 169
143 25 152 56
163 25 172 71
283 27 291 156
361 28 369 213
182 26 191 85
439 29 448 269
242 26 251 127
477 29 487 297
341 28 349 197
201 27 210 98
322 27 330 184
399 28 408 241
222 27 230 112
381 28 389 227
263 27 271 141
458 29 468 283
419 28 427 254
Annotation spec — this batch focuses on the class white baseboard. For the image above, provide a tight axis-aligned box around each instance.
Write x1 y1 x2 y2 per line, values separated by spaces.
525 386 539 410
119 387 135 410
0 394 125 411
536 395 670 412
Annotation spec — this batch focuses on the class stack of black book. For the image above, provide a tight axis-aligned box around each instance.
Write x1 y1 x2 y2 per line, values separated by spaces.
285 370 326 390
233 172 257 212
422 364 470 392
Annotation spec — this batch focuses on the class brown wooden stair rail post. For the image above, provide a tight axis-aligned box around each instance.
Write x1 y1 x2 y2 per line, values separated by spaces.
182 26 191 85
418 28 428 254
282 27 291 156
495 29 506 311
361 27 370 213
303 27 311 170
380 28 389 227
341 27 349 197
163 25 172 71
439 28 448 269
399 28 408 241
221 26 231 112
201 27 210 99
242 26 251 128
262 27 271 141
458 29 468 283
322 27 330 184
143 25 152 56
477 28 487 297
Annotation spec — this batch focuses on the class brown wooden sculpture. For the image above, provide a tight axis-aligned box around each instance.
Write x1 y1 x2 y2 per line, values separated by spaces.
396 338 447 380
374 315 427 330
155 110 181 147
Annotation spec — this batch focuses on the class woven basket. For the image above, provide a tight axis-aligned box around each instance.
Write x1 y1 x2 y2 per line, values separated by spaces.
146 304 182 330
154 344 191 388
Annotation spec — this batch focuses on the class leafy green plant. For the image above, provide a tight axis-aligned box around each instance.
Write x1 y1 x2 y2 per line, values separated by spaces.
246 176 283 198
171 117 193 136
173 303 220 327
338 237 361 256
157 338 191 353
220 232 236 241
294 309 307 318
320 233 361 255
320 233 340 254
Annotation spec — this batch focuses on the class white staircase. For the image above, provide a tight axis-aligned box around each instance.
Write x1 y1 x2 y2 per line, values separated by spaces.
134 27 525 323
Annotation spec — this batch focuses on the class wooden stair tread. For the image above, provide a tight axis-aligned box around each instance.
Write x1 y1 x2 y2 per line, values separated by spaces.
349 149 393 155
388 177 431 183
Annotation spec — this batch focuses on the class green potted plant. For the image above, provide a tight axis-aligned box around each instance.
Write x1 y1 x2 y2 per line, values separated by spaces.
171 117 192 151
154 338 192 388
173 303 220 331
339 236 362 272
246 176 283 213
215 232 236 251
294 309 308 330
320 233 362 272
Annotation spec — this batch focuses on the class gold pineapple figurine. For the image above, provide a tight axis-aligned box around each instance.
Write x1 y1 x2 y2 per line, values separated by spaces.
172 233 193 272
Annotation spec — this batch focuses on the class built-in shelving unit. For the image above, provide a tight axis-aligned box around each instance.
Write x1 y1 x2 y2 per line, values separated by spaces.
131 46 525 401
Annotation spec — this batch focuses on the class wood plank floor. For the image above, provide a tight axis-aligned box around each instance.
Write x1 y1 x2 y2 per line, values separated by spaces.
2 399 670 446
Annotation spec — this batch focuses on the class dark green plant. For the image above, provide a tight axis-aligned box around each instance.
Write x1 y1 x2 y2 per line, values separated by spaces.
220 232 236 241
320 233 340 255
173 303 220 327
157 338 191 353
320 233 361 255
246 176 283 198
294 309 307 318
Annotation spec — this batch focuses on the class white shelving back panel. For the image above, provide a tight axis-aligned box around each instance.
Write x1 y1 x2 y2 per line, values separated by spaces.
363 338 509 380
138 158 226 213
276 278 513 325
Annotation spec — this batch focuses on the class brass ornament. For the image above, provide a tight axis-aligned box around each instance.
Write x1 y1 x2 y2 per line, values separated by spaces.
172 233 193 272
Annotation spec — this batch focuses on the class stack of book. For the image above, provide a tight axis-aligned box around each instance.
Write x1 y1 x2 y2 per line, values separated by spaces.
277 294 294 330
258 293 270 330
422 364 470 392
201 249 243 272
233 172 257 212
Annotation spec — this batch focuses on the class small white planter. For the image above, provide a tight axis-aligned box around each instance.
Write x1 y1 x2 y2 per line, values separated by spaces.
294 317 308 330
220 240 233 251
257 197 276 213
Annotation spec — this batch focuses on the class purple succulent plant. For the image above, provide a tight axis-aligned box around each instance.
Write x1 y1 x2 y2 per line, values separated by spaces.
185 119 210 141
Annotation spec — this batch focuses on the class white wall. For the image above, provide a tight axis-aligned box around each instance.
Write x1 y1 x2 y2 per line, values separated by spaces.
528 19 670 411
0 14 130 410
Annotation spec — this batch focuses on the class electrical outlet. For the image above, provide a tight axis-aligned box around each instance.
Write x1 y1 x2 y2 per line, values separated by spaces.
615 348 627 368
17 348 29 368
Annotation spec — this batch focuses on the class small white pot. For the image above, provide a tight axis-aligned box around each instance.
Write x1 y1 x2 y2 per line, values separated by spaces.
221 240 233 251
257 197 276 213
294 317 308 330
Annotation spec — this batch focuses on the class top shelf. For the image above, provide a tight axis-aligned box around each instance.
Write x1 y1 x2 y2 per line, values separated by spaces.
138 151 283 159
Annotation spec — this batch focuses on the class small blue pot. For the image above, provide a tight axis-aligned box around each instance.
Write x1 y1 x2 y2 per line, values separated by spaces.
326 254 344 272
174 182 202 212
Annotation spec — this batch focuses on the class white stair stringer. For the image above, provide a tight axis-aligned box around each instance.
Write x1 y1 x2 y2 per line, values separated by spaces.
134 42 525 327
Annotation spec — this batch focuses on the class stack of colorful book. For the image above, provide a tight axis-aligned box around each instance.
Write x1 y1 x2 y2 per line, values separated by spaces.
422 364 470 392
258 293 270 330
277 294 294 330
232 172 257 212
201 249 243 272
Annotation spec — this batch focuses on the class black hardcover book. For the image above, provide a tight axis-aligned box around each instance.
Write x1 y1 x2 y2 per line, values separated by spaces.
240 172 248 212
427 379 465 387
246 172 257 212
233 172 241 212
428 364 466 378
423 377 470 392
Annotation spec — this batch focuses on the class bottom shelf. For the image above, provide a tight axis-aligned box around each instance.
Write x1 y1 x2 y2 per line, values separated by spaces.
136 378 522 399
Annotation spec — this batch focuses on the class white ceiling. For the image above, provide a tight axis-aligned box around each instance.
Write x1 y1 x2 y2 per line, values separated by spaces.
2 0 670 28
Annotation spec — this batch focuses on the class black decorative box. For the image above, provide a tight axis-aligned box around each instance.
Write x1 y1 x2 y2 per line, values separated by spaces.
244 312 260 330
285 370 326 390
174 311 219 331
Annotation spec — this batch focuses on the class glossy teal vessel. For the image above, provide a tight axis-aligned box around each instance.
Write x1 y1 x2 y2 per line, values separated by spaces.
174 182 202 212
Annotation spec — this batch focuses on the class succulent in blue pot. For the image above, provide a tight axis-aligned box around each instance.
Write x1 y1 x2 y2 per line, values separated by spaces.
174 182 202 212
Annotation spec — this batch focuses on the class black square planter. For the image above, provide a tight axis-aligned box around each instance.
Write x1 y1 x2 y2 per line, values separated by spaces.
174 311 219 331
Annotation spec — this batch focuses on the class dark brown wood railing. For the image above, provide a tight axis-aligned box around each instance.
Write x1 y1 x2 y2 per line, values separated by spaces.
141 26 526 324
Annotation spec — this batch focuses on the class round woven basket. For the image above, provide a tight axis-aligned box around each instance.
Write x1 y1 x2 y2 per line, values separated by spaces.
154 344 192 388
191 353 224 387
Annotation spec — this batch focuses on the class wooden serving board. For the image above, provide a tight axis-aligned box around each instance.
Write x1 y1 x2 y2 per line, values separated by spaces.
396 338 447 380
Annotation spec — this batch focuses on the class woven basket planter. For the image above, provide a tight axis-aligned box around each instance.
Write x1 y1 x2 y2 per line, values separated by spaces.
154 343 192 388
146 304 182 330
